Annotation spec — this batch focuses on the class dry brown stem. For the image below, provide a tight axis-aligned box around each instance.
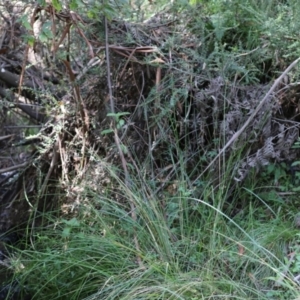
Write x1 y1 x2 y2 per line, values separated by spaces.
193 57 300 184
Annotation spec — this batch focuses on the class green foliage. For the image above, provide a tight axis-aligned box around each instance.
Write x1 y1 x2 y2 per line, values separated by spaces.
52 0 63 11
7 154 300 299
6 0 300 299
83 0 132 20
101 112 130 134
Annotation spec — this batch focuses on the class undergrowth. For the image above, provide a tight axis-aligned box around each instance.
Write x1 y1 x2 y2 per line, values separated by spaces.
7 155 300 299
3 0 300 299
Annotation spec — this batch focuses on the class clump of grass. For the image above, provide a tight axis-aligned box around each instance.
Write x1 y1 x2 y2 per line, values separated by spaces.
7 158 300 300
5 1 300 299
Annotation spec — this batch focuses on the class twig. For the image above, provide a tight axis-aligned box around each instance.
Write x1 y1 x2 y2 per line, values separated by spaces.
0 162 28 174
39 141 59 198
63 59 89 169
76 57 101 81
192 57 300 185
18 6 40 98
119 49 137 79
70 11 94 58
0 134 14 141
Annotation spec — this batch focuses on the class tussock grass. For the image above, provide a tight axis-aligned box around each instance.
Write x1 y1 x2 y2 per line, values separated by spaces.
8 157 300 299
4 1 300 299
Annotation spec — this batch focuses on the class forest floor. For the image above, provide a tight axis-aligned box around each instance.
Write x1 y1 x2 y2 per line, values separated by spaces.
1 1 300 299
